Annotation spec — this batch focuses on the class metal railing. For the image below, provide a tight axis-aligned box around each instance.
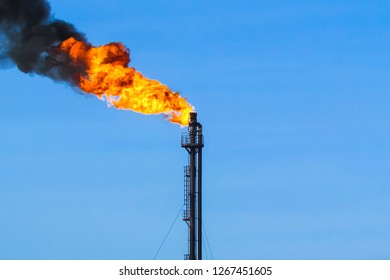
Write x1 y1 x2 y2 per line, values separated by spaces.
181 133 204 147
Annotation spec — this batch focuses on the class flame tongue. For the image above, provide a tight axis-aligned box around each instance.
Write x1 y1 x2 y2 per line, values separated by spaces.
58 37 193 126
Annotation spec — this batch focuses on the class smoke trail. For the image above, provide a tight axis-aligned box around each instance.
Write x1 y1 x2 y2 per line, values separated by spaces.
0 0 86 84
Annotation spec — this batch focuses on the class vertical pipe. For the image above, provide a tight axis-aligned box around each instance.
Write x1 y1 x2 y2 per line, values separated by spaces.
197 127 202 260
189 113 197 260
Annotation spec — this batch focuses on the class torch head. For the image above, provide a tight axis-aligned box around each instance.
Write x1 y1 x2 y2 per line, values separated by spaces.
189 112 197 125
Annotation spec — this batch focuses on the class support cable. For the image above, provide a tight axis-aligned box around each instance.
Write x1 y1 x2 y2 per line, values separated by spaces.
203 236 209 260
153 204 184 260
202 222 214 260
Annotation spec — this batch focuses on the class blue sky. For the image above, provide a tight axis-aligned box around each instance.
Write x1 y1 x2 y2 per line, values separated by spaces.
1 0 390 259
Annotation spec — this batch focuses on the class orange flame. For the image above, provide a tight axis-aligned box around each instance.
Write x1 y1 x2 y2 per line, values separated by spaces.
58 37 193 126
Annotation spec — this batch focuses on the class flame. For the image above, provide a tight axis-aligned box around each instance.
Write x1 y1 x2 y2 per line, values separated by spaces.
58 37 193 126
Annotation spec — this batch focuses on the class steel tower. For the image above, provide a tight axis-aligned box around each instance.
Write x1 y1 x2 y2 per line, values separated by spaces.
181 112 203 260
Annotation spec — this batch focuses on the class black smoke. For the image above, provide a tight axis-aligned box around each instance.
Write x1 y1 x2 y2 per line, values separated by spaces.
0 0 86 84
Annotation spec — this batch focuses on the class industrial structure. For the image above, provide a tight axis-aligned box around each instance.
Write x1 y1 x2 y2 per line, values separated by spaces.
181 112 204 260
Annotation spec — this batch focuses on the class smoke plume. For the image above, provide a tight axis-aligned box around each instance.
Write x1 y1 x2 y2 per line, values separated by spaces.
0 0 86 84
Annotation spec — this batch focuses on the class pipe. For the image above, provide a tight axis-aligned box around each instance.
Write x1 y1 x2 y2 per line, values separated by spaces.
197 124 202 260
189 112 197 260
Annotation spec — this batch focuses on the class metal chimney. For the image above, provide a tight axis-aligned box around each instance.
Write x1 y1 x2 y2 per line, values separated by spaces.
181 112 203 260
